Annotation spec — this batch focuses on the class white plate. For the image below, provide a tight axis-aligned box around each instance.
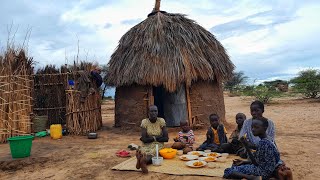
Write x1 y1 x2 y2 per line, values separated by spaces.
198 156 217 162
179 155 199 161
220 153 229 157
187 151 205 156
204 152 221 157
185 160 207 168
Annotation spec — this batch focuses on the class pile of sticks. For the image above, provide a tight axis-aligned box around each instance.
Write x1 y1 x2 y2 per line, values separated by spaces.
0 47 34 143
65 63 102 135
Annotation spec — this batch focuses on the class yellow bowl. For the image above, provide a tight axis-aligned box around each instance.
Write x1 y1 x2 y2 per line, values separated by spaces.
159 148 177 159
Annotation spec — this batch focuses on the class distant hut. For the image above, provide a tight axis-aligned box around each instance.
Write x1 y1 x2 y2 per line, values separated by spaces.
106 0 234 128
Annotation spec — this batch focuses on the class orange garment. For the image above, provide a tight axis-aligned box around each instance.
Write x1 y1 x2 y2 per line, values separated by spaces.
212 127 227 145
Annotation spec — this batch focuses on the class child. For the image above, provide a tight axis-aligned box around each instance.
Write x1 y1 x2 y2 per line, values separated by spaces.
172 121 195 151
223 118 281 180
197 114 227 152
220 113 246 155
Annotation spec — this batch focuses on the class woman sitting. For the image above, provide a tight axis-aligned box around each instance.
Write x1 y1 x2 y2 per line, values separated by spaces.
223 118 280 180
136 105 169 174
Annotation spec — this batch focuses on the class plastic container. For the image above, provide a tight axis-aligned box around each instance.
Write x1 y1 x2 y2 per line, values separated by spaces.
152 157 163 166
7 135 34 158
177 150 183 155
50 124 62 139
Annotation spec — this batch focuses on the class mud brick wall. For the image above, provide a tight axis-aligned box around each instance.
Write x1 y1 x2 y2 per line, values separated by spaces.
114 85 148 128
190 80 226 126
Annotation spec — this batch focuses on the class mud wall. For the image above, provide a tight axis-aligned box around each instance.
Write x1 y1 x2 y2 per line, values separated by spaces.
114 85 148 128
189 80 226 126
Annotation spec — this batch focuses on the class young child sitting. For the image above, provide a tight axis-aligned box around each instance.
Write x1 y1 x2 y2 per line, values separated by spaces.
197 113 227 152
223 118 281 180
172 121 195 153
221 113 246 156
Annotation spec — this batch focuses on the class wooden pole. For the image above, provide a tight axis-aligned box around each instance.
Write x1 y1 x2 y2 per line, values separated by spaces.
185 84 193 127
154 0 161 12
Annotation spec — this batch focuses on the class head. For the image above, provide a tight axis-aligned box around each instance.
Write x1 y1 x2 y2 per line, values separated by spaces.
209 114 220 129
235 113 246 127
251 118 268 137
180 121 190 132
250 100 264 119
148 105 158 121
93 67 102 74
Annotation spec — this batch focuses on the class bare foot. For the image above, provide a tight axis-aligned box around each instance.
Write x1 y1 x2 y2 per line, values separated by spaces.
140 154 148 174
135 150 141 169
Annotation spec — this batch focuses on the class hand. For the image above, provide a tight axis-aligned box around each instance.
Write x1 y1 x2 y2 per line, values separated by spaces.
233 159 244 166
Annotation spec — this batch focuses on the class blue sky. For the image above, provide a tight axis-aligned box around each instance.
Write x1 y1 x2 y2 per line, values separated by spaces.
0 0 320 85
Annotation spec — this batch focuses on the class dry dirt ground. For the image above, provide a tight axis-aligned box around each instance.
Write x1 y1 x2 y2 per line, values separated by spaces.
0 96 319 180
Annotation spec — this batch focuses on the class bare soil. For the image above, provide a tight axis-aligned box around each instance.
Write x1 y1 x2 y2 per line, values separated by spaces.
0 96 319 180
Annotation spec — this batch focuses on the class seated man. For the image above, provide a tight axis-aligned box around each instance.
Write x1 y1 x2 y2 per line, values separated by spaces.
136 105 169 174
197 114 227 152
221 113 246 156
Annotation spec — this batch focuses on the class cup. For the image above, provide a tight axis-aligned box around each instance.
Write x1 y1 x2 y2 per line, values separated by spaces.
177 150 183 155
204 149 211 153
152 157 163 166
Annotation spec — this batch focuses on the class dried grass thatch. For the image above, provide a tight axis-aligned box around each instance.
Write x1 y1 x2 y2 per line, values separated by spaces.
0 47 34 143
106 10 234 92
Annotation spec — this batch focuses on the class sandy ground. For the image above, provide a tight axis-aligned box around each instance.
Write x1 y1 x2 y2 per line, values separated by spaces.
0 96 320 180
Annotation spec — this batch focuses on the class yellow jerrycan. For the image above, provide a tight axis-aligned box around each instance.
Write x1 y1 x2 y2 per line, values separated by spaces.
50 124 62 139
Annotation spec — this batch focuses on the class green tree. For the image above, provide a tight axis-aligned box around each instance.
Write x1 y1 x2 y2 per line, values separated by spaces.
290 69 320 98
100 64 111 99
225 71 248 93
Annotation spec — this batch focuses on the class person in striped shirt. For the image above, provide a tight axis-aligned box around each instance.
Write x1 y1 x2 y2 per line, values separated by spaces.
173 121 195 149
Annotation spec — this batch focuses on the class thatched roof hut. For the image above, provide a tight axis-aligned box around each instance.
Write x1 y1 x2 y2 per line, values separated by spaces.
106 0 234 128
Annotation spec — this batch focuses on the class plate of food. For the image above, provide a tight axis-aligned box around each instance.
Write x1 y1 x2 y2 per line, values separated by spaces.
199 156 217 162
186 160 207 168
204 152 221 157
179 155 199 161
187 151 205 156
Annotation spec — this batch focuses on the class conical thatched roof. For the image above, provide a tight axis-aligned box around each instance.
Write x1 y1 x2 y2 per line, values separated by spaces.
106 10 234 92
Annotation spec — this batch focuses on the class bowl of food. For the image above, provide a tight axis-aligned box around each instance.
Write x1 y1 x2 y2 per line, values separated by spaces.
179 155 199 161
205 152 221 157
159 148 177 159
152 157 163 166
186 160 207 168
187 151 205 156
199 156 217 162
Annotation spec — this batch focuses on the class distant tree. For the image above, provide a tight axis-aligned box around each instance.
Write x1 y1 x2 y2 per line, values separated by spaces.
100 64 111 99
264 80 289 92
225 71 248 93
290 69 320 98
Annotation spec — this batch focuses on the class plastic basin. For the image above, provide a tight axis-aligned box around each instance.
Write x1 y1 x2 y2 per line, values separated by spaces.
7 135 34 158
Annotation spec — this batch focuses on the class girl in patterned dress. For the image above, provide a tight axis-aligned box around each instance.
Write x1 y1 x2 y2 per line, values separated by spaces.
223 117 280 180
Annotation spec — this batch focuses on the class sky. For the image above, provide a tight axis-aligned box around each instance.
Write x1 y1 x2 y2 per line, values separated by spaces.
1 0 320 86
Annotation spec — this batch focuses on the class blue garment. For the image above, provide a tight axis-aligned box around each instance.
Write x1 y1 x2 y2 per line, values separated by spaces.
224 138 280 180
239 118 275 146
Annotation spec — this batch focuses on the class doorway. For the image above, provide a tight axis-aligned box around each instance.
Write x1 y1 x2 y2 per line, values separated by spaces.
153 85 188 127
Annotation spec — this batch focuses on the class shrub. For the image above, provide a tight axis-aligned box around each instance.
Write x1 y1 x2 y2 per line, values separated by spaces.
290 69 320 98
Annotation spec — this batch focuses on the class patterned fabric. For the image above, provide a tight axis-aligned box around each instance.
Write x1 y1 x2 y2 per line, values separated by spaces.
239 118 275 146
177 130 195 148
140 118 166 156
224 138 280 180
